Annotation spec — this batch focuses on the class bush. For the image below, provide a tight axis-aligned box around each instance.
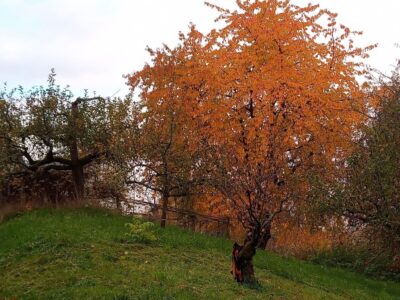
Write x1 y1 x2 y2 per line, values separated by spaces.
310 244 400 281
269 222 400 281
267 223 335 260
125 218 158 243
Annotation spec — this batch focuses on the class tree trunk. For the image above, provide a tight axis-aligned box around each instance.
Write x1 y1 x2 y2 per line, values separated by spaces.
231 240 256 283
257 223 272 249
160 193 169 228
70 101 85 200
115 194 122 211
231 223 272 283
71 163 85 200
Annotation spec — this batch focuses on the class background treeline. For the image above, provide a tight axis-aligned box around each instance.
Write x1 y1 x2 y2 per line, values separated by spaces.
0 1 398 281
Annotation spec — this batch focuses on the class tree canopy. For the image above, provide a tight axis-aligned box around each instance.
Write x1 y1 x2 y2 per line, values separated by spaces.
0 70 131 201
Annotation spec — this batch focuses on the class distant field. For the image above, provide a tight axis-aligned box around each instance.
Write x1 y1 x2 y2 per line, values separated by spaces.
0 209 399 299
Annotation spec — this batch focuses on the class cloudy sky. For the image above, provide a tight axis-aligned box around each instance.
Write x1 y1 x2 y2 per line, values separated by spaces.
1 0 399 97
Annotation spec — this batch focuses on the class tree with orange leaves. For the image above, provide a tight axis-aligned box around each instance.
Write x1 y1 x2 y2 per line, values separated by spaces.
128 44 211 228
130 0 374 282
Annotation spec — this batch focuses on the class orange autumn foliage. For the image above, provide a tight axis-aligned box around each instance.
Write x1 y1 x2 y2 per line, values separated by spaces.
268 223 337 259
129 0 375 244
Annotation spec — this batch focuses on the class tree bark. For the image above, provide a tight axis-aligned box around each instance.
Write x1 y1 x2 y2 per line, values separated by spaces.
231 240 256 283
70 101 85 200
257 223 272 249
231 223 272 283
71 163 85 200
160 193 169 228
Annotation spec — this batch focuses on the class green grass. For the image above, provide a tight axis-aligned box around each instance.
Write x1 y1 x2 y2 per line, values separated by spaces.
0 208 399 299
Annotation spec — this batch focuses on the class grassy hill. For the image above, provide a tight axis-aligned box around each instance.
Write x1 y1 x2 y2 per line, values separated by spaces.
0 209 399 299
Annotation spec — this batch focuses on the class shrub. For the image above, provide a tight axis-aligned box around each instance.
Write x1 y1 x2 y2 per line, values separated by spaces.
267 223 335 260
310 240 400 281
125 218 158 243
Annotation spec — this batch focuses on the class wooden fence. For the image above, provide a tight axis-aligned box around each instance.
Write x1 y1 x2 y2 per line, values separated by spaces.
126 200 230 238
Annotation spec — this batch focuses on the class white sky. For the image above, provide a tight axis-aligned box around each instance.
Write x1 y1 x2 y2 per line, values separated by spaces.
0 0 399 97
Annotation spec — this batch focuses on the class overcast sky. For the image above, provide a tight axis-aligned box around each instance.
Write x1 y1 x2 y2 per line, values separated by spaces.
1 0 399 97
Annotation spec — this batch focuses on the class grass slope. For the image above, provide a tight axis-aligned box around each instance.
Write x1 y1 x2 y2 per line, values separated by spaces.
0 209 399 299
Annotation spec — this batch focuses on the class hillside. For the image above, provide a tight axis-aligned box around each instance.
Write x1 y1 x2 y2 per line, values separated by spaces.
0 209 399 299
